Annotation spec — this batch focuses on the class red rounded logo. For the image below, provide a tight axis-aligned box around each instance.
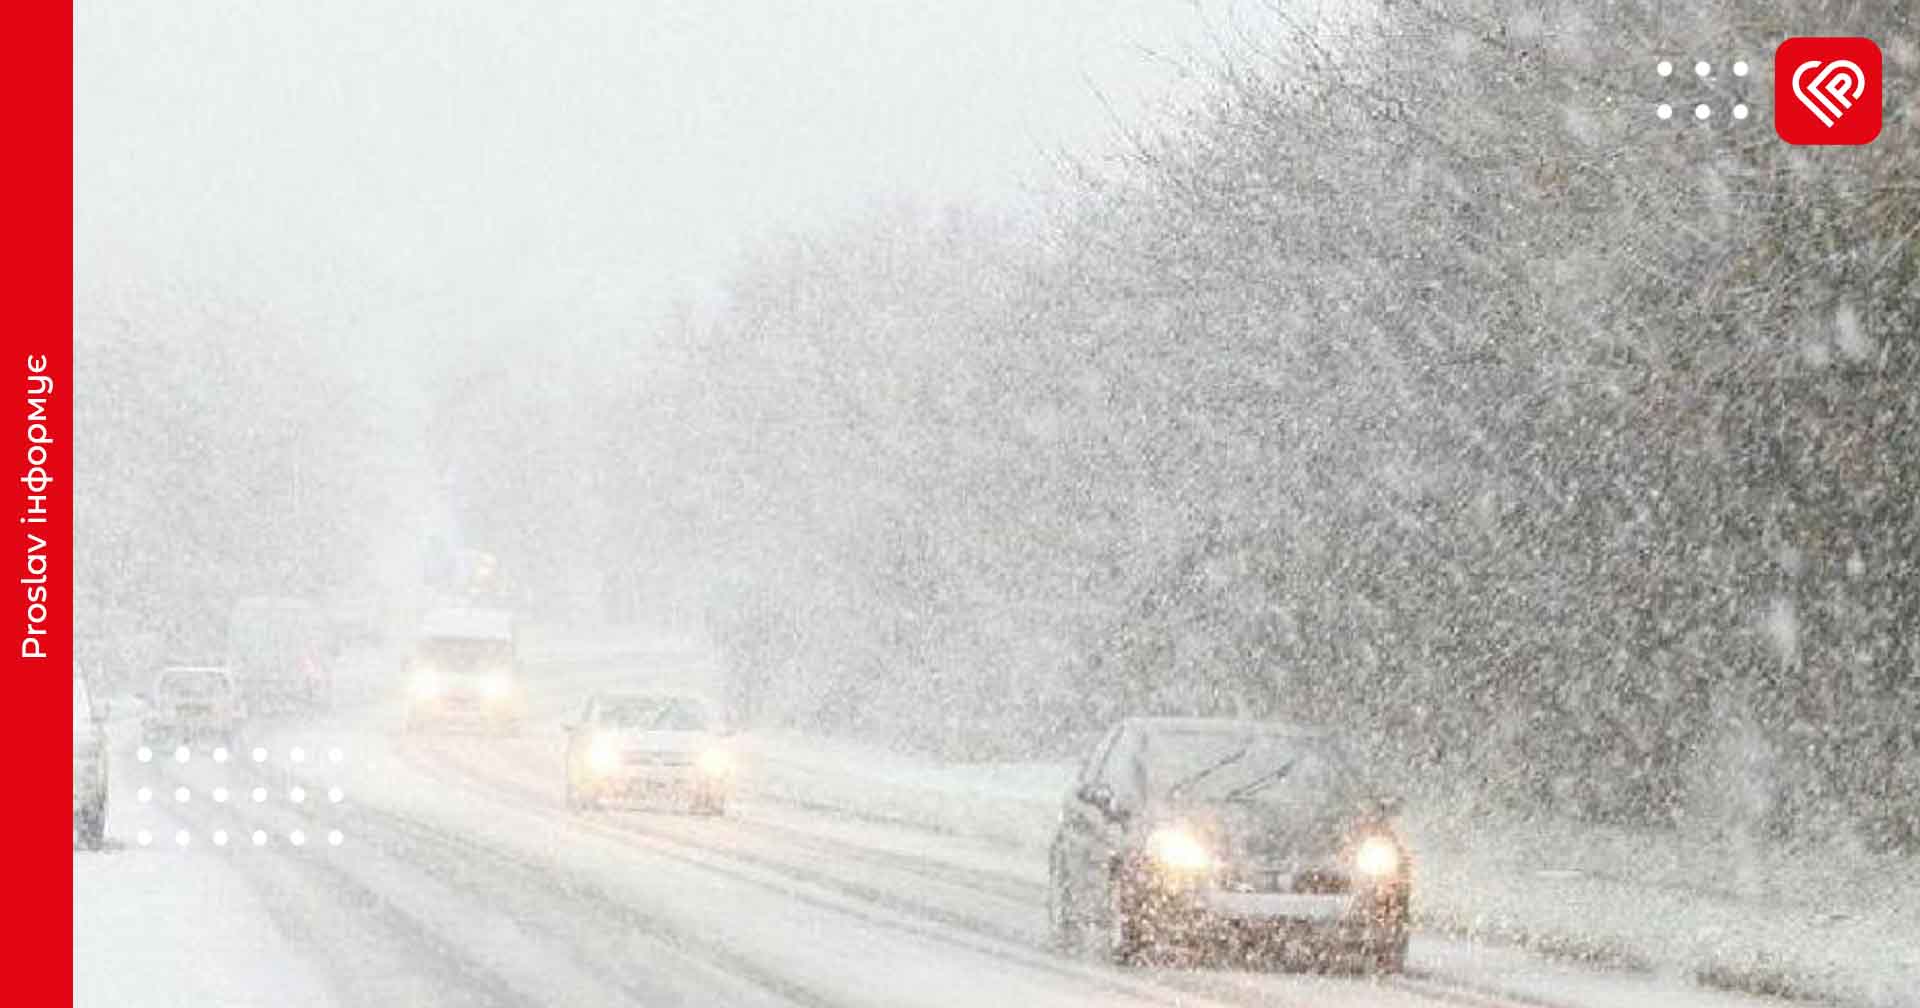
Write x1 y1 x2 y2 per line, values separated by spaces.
1775 37 1882 145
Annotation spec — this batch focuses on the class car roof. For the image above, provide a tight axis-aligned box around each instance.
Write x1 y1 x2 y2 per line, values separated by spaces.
155 665 235 686
419 607 514 641
1120 716 1331 738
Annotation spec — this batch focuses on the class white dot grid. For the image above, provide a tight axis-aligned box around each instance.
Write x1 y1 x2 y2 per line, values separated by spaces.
127 742 348 851
1655 56 1752 123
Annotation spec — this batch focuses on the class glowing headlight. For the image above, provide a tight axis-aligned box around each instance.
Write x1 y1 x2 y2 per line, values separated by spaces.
1147 826 1214 873
586 734 620 774
697 748 734 776
1355 835 1401 877
409 668 442 700
480 672 514 700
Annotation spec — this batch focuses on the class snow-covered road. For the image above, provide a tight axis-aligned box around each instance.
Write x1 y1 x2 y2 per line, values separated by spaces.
74 644 1801 1008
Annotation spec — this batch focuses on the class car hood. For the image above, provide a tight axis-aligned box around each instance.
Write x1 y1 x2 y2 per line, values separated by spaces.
602 730 715 752
1142 796 1372 865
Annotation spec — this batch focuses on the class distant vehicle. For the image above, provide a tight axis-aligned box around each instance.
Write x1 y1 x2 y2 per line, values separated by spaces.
1047 717 1410 972
143 665 245 750
227 598 331 713
404 606 524 733
72 670 108 850
563 692 733 815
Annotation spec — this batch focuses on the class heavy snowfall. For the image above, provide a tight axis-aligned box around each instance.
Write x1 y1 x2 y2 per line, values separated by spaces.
74 1 1918 1007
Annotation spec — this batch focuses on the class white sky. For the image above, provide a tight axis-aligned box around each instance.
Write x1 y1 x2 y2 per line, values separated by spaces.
76 0 1251 336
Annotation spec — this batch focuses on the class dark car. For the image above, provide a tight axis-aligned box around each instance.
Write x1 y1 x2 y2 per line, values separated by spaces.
1047 717 1409 971
72 671 108 850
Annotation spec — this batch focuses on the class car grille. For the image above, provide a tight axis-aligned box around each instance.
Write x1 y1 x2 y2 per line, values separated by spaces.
1222 865 1352 894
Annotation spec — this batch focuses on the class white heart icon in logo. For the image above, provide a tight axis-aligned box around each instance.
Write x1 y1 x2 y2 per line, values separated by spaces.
1791 58 1867 127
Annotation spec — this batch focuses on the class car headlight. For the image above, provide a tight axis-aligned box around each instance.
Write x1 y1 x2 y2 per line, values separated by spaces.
480 672 513 700
697 748 734 777
1147 825 1214 873
586 734 620 774
1355 835 1401 877
409 668 441 700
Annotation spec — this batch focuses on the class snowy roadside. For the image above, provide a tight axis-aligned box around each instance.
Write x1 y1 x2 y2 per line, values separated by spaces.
74 846 336 1008
741 732 1918 1008
1407 808 1920 1008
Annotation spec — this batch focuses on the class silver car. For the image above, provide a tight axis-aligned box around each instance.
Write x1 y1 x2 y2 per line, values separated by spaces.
143 665 244 750
564 692 735 815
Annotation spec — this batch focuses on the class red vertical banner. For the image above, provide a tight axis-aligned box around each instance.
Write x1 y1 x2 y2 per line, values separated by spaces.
3 3 73 1002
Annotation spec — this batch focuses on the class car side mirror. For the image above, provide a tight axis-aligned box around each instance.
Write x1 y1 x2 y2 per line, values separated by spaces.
1077 783 1120 818
1374 795 1404 818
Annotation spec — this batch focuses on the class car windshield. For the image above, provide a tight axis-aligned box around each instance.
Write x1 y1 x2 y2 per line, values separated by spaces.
1139 729 1348 804
156 669 228 699
598 697 711 732
420 639 512 670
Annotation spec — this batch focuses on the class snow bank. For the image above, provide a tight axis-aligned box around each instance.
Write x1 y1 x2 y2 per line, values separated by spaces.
1406 808 1920 1008
744 732 1070 852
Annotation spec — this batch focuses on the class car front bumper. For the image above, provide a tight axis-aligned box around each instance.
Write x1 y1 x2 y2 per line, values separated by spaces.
577 765 728 800
409 696 523 723
144 717 237 740
1137 879 1409 950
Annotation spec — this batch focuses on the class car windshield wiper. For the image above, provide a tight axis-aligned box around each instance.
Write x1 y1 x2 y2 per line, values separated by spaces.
1166 743 1250 799
1221 759 1296 803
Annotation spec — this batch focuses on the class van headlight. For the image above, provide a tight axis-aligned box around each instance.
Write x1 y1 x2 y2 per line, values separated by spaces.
480 671 514 700
586 734 621 774
1147 825 1214 873
1355 835 1401 877
697 748 734 777
409 667 442 700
